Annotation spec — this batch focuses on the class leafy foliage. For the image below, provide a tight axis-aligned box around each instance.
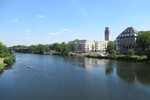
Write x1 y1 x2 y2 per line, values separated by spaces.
0 42 10 57
128 49 135 56
3 56 16 67
68 41 76 52
137 31 150 59
50 41 76 55
0 42 16 67
106 41 116 55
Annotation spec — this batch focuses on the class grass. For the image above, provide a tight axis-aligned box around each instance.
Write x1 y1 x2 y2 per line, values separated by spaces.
0 63 7 68
86 54 147 62
0 58 4 64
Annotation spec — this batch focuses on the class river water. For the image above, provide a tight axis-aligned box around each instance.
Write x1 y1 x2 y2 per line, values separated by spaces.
0 53 150 100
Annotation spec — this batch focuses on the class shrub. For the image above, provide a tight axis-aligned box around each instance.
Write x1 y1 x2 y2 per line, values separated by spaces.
3 56 15 67
52 52 61 55
128 49 135 56
68 53 76 56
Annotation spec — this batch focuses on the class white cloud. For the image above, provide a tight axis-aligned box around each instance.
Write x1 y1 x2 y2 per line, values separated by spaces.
48 32 62 35
24 29 31 33
37 14 44 18
62 28 74 33
12 19 19 22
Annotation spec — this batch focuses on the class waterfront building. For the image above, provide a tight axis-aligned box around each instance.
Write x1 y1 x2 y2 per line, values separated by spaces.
116 27 143 54
74 40 108 52
74 27 109 53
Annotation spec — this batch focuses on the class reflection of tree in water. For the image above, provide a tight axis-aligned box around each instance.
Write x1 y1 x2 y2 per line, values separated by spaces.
0 69 4 76
105 60 114 75
136 67 150 85
116 61 150 85
64 56 150 85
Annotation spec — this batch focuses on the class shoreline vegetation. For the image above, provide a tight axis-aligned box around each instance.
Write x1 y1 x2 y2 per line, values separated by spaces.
0 42 16 71
85 54 148 62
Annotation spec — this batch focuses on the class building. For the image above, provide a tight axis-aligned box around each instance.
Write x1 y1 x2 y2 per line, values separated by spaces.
95 40 108 52
73 27 109 53
116 27 143 54
74 40 108 52
105 27 110 41
74 40 95 52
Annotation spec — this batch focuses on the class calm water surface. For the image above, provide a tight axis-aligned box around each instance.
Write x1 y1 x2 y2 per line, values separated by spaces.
0 53 150 100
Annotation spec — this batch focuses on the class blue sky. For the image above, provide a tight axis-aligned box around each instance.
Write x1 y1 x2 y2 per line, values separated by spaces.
1 0 150 46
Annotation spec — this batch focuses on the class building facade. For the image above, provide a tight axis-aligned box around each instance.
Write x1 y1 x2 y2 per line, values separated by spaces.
116 27 143 54
74 40 108 53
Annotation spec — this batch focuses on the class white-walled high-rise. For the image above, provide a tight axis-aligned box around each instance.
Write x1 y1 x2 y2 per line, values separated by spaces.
73 28 109 53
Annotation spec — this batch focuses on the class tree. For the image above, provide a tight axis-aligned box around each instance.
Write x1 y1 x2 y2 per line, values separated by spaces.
44 46 50 53
106 41 116 55
50 43 60 51
68 41 76 52
137 31 150 59
128 49 135 56
58 42 69 54
0 42 10 57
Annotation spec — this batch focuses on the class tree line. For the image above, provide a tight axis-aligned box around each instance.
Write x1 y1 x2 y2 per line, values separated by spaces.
11 41 76 55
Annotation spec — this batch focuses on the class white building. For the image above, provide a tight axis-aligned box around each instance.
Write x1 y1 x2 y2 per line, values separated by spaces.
74 40 108 52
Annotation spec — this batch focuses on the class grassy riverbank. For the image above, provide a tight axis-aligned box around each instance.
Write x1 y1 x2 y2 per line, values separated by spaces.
52 52 76 56
0 63 7 68
0 58 6 70
86 54 148 62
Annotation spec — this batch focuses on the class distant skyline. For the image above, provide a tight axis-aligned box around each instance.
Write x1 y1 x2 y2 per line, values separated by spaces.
1 0 150 46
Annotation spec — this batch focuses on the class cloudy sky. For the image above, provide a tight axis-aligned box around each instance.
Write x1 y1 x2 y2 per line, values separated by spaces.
1 0 150 46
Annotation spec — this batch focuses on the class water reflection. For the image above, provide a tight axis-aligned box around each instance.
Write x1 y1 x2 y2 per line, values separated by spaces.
64 56 150 85
116 61 150 85
64 56 109 68
0 69 4 76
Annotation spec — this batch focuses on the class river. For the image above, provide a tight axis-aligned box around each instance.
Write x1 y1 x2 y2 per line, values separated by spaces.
0 53 150 100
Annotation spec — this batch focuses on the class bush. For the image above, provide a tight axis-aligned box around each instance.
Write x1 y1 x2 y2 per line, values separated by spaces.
116 54 126 58
52 52 61 55
68 53 76 56
128 49 135 56
3 56 15 67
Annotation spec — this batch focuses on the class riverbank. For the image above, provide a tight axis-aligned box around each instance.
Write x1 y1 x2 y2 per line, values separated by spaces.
0 56 16 71
0 58 6 71
86 54 148 62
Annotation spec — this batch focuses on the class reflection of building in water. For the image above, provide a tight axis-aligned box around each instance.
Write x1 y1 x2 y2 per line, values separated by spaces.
78 58 110 69
116 62 150 85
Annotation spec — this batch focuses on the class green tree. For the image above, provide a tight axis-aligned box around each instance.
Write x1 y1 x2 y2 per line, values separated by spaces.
137 31 150 59
0 42 10 57
59 42 69 54
92 44 95 51
68 41 76 52
128 49 135 56
50 43 60 51
44 46 50 53
106 41 116 55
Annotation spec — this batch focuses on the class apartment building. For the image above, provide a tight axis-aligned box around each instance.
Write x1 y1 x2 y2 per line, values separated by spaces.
74 40 108 52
